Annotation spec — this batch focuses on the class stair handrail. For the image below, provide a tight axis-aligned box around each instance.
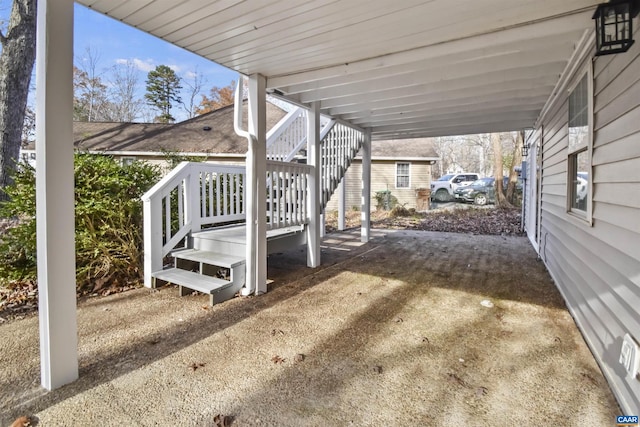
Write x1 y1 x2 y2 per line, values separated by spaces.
266 107 305 148
320 123 365 210
142 160 248 288
142 161 194 287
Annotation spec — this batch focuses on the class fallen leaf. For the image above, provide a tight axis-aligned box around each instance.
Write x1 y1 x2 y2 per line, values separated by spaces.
202 305 209 310
213 414 231 427
372 365 383 374
270 329 285 336
189 362 206 371
446 372 468 387
271 355 286 364
476 386 488 397
10 416 31 427
421 336 429 343
580 372 598 386
394 317 403 323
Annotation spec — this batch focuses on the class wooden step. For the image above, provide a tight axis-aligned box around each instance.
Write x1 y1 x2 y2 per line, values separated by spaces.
151 268 241 306
171 249 245 268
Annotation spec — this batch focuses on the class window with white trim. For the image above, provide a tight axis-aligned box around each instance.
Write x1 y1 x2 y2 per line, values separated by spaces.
567 68 592 218
396 162 410 188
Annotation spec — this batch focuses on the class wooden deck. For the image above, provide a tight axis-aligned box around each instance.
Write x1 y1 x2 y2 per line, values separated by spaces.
192 224 307 255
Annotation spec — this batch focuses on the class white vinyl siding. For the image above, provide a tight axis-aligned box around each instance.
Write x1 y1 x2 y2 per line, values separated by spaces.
535 27 640 414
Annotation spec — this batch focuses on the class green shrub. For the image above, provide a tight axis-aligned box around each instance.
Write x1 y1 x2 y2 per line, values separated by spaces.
0 153 161 291
374 190 398 211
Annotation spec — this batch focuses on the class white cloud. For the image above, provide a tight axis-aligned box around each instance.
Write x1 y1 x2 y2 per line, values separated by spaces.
114 58 156 72
133 58 156 72
184 70 197 80
167 64 182 73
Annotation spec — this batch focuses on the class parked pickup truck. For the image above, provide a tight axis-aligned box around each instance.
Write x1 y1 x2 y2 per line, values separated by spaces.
430 173 480 202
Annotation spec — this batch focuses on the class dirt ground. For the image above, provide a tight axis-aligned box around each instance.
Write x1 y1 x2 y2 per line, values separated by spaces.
0 228 620 426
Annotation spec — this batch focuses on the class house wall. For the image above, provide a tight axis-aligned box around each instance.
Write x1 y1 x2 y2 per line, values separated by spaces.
325 159 433 211
533 29 640 414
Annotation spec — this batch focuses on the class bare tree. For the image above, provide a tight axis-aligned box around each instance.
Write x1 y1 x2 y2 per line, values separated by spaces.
466 133 492 176
21 104 35 145
491 132 512 208
506 130 524 203
180 68 206 119
431 134 493 178
74 47 110 121
0 0 36 200
195 80 236 115
105 60 143 122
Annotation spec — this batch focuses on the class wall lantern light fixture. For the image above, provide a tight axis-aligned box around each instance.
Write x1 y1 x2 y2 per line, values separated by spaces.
593 0 639 56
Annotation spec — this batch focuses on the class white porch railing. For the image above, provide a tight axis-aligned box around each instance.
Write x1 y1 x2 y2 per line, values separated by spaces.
142 160 314 287
266 160 313 230
141 162 247 287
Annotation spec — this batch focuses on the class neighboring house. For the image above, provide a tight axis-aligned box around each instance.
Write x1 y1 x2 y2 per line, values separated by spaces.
21 102 288 169
22 109 438 212
325 138 439 211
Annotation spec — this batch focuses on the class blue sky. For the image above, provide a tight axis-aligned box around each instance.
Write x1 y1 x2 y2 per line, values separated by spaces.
1 2 239 121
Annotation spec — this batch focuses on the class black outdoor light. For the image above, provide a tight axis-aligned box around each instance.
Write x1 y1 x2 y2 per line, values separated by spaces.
521 142 529 158
593 0 640 56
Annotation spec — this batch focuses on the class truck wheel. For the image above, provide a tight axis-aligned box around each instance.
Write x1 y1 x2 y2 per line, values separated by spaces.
435 189 450 202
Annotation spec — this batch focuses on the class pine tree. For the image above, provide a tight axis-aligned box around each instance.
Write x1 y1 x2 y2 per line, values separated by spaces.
144 65 182 123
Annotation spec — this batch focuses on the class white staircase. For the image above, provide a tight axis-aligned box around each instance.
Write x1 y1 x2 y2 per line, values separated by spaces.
142 105 363 305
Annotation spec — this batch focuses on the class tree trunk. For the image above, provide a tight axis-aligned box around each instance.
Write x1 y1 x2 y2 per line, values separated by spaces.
492 133 511 208
0 0 37 202
506 130 524 203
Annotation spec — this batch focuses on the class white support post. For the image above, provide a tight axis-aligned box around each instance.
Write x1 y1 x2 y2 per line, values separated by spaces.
361 130 372 243
307 102 321 268
320 213 325 238
188 165 202 233
35 0 78 391
143 196 162 288
243 74 268 295
338 177 346 231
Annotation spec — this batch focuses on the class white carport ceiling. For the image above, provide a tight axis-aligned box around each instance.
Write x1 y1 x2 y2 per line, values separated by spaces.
77 0 601 139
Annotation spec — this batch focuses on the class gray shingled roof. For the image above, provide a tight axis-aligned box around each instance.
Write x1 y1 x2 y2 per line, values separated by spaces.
25 104 439 160
369 138 439 160
30 101 288 155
